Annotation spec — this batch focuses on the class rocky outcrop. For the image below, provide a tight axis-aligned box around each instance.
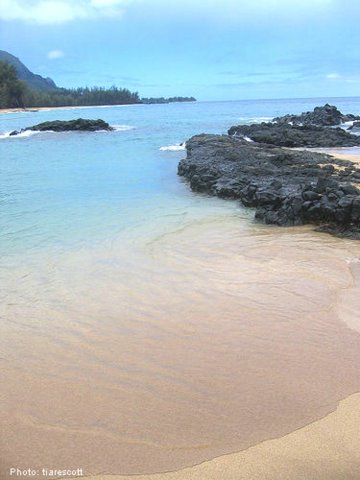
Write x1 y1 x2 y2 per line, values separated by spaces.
272 103 360 126
178 134 360 239
228 104 360 148
10 118 114 136
227 123 360 148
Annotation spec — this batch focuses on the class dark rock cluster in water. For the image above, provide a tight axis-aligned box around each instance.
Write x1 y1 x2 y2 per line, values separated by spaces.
178 105 360 239
228 104 360 148
272 103 360 127
227 123 360 148
10 118 114 136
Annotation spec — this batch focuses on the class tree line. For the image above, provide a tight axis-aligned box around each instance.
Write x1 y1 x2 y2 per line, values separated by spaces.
24 85 141 108
0 61 26 108
0 60 196 109
141 96 196 104
0 60 140 108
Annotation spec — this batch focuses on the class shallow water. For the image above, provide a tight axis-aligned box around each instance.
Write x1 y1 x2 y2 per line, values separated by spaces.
1 98 360 478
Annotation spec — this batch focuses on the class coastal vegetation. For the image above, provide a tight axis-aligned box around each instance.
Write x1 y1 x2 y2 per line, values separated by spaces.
22 85 141 108
0 52 196 109
141 96 196 104
0 61 26 108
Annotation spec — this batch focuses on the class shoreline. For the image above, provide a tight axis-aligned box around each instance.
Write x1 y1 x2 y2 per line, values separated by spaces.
68 392 360 480
2 101 360 480
0 104 143 115
0 101 197 115
2 223 360 480
318 151 360 165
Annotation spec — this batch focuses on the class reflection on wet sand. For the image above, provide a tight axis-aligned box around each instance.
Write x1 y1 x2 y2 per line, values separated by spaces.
1 217 360 479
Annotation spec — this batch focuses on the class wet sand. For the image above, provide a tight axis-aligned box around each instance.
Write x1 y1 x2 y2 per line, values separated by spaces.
106 147 352 480
70 392 360 480
1 216 360 479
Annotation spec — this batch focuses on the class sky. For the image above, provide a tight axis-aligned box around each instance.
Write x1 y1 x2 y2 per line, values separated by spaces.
0 0 359 101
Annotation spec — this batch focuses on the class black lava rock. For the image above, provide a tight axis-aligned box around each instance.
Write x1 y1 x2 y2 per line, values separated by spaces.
10 118 114 136
178 134 360 239
227 123 360 148
272 104 360 127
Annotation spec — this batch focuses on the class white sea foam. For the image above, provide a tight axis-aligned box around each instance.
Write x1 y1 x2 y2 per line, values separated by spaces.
112 124 135 131
0 130 41 139
341 121 354 128
338 121 360 136
159 144 186 151
0 131 12 139
0 125 134 139
237 116 273 123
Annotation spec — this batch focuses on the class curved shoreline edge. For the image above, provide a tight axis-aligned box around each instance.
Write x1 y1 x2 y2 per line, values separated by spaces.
67 392 360 480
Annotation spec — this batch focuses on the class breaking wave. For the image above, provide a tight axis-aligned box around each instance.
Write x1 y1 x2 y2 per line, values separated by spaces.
112 125 135 131
0 130 41 140
159 143 186 151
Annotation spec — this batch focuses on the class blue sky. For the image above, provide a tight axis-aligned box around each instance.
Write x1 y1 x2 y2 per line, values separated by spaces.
0 0 359 100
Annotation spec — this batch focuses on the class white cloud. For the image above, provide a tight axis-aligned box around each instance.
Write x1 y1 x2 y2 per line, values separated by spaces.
326 73 341 79
0 0 133 24
113 0 338 28
0 0 345 25
48 49 65 59
90 0 124 7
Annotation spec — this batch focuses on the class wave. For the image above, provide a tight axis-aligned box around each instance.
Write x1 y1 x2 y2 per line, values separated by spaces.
237 116 273 123
112 125 135 131
160 144 186 151
340 121 360 135
0 130 41 139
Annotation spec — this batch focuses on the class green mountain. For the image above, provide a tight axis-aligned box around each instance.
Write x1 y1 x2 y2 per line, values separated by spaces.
0 50 57 91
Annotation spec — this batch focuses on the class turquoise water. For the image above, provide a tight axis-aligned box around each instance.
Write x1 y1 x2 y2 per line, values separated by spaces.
1 97 360 256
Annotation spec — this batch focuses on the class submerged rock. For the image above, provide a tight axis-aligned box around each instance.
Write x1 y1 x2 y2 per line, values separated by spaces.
178 134 360 239
10 118 114 136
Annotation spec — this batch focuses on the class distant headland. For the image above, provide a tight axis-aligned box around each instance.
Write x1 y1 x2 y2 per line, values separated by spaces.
0 50 196 110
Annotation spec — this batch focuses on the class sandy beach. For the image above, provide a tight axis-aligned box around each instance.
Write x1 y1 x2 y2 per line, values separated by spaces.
0 105 142 115
2 0 360 477
2 221 360 480
68 392 360 480
292 147 360 165
1 106 360 480
0 106 90 115
322 151 360 165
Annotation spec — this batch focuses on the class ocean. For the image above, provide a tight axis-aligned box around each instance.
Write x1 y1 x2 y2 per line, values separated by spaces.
1 97 360 254
1 98 360 478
